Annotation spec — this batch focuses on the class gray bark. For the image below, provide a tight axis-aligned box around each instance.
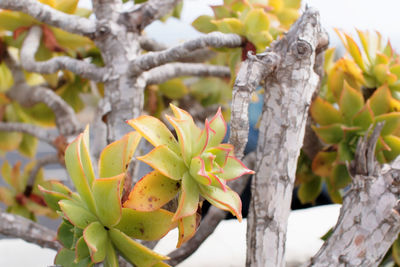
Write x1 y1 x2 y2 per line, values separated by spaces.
308 124 400 267
246 7 328 267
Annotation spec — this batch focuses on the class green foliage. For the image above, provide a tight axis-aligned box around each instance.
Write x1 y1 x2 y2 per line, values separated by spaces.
124 104 254 247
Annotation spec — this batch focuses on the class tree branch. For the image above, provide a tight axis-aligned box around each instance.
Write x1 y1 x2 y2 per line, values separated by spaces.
229 51 279 159
0 210 61 251
246 7 329 267
130 32 243 75
309 123 400 266
144 63 230 85
139 36 168 51
21 26 109 82
118 0 182 32
0 0 96 36
167 152 256 265
0 122 57 145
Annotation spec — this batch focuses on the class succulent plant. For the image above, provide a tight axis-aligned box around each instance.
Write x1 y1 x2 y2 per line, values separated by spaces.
40 127 175 267
0 161 57 220
124 104 254 247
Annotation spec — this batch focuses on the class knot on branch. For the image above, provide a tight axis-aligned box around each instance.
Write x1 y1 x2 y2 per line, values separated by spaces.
95 21 110 39
350 123 384 177
291 39 312 59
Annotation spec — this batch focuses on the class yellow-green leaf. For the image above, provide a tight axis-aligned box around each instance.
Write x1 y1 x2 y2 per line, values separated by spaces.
83 221 107 263
0 11 34 31
339 82 364 122
368 85 391 116
374 113 400 136
173 173 199 221
312 124 344 144
310 97 343 126
159 79 188 100
192 15 218 33
244 8 270 35
382 135 400 162
344 33 365 71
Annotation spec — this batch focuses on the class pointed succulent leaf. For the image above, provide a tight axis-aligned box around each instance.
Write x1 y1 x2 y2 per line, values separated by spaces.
383 135 400 162
115 208 176 241
138 145 186 180
38 183 73 211
57 220 75 249
244 8 270 35
55 248 93 267
83 221 108 263
339 82 364 122
65 133 96 213
109 228 168 267
79 126 95 186
311 97 343 126
177 213 199 248
189 157 212 185
0 11 34 31
352 104 374 130
330 164 351 190
199 184 242 221
99 131 141 178
374 113 400 136
166 115 193 164
344 33 366 71
75 236 90 263
59 199 97 229
92 174 123 227
127 115 180 155
0 187 15 206
124 171 179 212
218 156 254 181
206 108 227 149
207 144 233 167
104 240 119 267
312 124 344 144
311 151 337 177
52 27 93 50
368 85 391 116
173 173 199 221
213 18 245 35
298 176 322 204
192 15 218 33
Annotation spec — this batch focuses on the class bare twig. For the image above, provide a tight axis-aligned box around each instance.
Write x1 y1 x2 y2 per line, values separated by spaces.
144 63 231 85
0 122 57 145
139 36 168 51
0 210 61 250
119 0 182 32
24 154 61 197
130 32 243 74
21 26 109 82
167 152 256 265
0 0 96 36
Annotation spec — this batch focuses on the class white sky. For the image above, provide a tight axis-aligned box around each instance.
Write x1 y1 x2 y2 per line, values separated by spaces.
81 0 400 49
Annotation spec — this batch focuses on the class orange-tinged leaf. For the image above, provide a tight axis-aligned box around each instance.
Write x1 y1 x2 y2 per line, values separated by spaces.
92 174 123 227
99 131 141 178
327 63 345 100
173 173 199 221
80 126 95 186
310 97 342 126
356 29 372 63
124 170 179 212
39 0 56 7
177 213 199 248
324 47 336 72
374 113 400 136
218 156 254 180
311 151 337 177
344 33 365 71
115 208 177 241
109 228 168 267
383 135 400 162
206 107 227 149
138 145 186 180
166 115 193 165
75 236 90 263
83 221 107 263
312 124 344 144
373 64 396 85
352 104 374 129
199 184 242 221
368 85 391 116
0 187 15 206
339 82 364 122
189 156 212 185
127 115 180 155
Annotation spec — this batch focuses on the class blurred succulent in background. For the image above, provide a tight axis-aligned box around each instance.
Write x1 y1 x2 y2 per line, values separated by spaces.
124 104 254 247
0 160 57 220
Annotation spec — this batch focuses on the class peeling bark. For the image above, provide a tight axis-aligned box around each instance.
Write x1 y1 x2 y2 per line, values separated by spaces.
246 8 329 267
308 124 400 267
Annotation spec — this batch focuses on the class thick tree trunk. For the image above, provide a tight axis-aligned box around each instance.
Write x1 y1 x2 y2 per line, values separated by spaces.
246 8 328 267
